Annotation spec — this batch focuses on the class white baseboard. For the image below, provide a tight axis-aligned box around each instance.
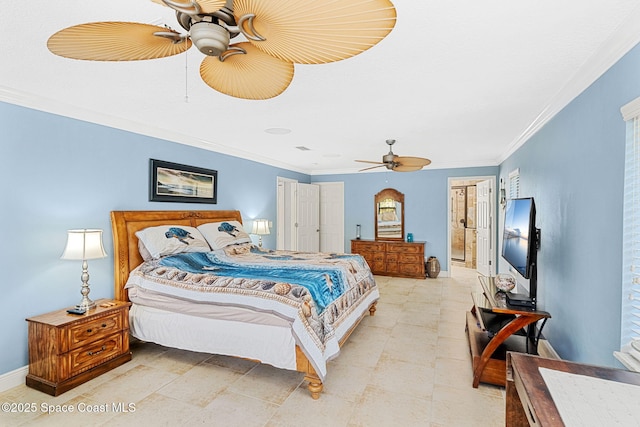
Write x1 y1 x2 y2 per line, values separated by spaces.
538 339 560 360
0 365 27 393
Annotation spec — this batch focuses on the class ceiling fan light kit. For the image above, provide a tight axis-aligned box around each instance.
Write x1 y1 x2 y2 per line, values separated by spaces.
46 0 397 100
356 139 431 172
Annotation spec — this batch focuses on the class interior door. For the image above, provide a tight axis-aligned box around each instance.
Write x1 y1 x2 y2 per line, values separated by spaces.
296 183 320 252
476 179 494 276
277 177 297 250
318 182 344 253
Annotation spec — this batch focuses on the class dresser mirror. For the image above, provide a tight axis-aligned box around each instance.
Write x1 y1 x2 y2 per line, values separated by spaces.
375 188 405 241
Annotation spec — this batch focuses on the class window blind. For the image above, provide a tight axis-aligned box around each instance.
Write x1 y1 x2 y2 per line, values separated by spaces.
616 103 640 371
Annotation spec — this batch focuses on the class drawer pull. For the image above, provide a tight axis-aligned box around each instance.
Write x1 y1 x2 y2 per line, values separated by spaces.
88 345 106 356
87 323 108 334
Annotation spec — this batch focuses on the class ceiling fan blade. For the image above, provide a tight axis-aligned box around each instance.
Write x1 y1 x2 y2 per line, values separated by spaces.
232 0 396 64
395 156 432 167
355 160 384 164
392 164 425 172
200 42 294 99
150 0 226 14
359 164 386 172
47 22 191 61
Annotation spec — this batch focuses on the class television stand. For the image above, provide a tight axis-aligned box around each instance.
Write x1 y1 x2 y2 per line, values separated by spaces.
465 275 550 388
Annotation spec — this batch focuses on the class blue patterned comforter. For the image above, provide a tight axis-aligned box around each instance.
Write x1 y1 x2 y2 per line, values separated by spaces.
159 249 357 313
125 244 379 380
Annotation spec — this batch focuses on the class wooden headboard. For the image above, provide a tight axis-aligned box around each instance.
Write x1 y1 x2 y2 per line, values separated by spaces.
110 210 243 302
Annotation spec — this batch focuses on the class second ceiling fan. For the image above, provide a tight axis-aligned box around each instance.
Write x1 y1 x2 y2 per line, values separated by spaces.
356 139 431 172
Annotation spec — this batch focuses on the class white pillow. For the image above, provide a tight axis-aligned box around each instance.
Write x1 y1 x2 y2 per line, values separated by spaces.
135 225 211 259
197 221 251 250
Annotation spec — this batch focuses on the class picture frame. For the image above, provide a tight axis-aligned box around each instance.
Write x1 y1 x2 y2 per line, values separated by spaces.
149 159 217 204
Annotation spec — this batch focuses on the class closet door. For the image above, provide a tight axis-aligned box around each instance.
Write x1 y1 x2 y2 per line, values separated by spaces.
296 183 320 252
318 182 344 253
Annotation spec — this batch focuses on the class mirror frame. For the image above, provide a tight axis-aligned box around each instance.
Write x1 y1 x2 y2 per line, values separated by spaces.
374 188 405 241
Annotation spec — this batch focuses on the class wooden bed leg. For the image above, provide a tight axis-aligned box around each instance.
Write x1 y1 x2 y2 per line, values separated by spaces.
369 301 377 316
304 374 323 400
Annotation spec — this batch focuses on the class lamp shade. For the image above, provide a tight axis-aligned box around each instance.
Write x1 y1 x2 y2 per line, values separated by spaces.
61 229 107 260
251 219 270 235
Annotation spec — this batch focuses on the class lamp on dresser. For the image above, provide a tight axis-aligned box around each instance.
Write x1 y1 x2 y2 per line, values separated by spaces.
251 219 270 247
61 228 107 310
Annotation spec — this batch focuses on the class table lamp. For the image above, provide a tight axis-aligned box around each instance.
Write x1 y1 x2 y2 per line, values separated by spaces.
61 229 107 310
251 219 270 247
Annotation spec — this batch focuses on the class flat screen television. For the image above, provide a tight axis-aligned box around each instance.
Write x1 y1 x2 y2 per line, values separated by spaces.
502 197 536 279
502 197 538 309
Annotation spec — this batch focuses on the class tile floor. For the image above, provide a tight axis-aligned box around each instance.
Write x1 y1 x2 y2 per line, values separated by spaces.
0 267 505 426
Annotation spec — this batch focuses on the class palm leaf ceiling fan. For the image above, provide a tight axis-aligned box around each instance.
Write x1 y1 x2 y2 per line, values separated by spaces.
46 0 397 100
356 139 431 172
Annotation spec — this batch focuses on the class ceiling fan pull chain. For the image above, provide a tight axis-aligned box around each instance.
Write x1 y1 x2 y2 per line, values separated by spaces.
162 0 202 15
184 43 189 103
219 46 246 62
236 14 266 41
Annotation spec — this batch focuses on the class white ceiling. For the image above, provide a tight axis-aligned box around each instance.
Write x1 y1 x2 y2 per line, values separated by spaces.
2 1 640 175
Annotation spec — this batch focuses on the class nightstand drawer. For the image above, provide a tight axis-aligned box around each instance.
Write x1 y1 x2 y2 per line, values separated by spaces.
69 312 122 348
68 332 124 377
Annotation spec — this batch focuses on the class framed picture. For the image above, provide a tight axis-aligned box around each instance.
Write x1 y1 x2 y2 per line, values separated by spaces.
149 159 217 204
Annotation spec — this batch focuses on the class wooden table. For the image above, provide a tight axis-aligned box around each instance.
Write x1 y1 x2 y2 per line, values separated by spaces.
466 276 551 387
506 352 640 426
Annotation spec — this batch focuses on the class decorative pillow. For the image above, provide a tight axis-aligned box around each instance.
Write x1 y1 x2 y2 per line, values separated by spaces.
138 240 154 262
135 225 211 259
197 221 251 250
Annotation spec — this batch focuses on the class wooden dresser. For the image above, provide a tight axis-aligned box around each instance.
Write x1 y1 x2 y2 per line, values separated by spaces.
26 299 131 396
351 239 425 279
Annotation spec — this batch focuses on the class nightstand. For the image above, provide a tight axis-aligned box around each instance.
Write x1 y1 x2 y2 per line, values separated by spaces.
26 298 131 396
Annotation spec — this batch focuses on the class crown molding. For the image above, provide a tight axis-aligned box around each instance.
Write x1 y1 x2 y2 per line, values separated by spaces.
499 4 640 162
0 86 310 175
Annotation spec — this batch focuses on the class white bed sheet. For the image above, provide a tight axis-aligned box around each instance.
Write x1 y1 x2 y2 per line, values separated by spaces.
130 304 298 371
128 287 379 380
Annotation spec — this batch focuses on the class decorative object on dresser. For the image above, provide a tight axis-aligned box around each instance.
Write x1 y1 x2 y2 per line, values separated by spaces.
61 228 108 311
351 239 425 279
26 299 131 396
250 218 270 247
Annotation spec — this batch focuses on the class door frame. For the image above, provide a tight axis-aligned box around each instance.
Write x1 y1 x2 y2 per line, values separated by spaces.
446 176 497 277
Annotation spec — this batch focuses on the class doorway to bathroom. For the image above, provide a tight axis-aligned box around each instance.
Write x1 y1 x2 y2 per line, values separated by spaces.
447 176 496 278
450 183 477 267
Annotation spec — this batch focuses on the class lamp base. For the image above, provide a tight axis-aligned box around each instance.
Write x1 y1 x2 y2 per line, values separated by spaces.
76 297 96 311
77 260 96 310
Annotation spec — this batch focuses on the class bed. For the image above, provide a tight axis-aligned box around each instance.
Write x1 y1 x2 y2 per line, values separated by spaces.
110 210 379 399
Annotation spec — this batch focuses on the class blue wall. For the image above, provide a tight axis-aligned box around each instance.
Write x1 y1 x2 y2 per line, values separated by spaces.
313 167 498 262
499 42 640 367
0 103 308 375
